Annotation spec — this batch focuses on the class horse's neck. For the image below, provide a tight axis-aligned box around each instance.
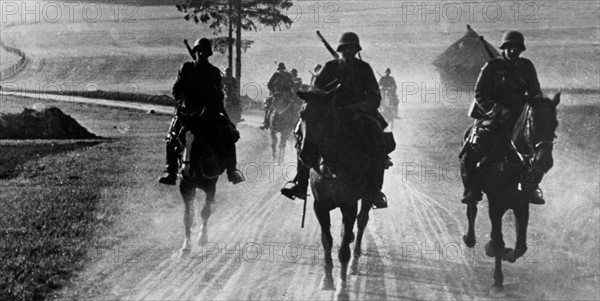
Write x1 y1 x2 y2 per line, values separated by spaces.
511 105 531 153
183 131 195 162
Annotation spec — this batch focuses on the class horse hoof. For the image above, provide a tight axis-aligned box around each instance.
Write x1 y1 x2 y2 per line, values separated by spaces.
335 283 349 301
463 234 476 248
484 241 496 257
197 234 208 245
179 247 191 259
335 290 349 301
319 276 334 291
501 248 515 263
489 284 505 297
349 262 359 275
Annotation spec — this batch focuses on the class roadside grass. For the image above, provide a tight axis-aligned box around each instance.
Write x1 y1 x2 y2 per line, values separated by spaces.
0 141 126 300
0 95 170 300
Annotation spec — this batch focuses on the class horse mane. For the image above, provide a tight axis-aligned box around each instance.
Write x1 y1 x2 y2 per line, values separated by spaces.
299 92 364 183
512 94 559 155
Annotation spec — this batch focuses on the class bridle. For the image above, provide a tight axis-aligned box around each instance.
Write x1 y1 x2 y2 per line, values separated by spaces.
510 104 556 167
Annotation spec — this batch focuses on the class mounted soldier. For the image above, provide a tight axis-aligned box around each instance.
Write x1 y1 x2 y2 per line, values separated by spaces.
461 30 546 205
281 32 392 209
158 38 244 186
378 68 399 113
259 62 293 130
223 67 243 124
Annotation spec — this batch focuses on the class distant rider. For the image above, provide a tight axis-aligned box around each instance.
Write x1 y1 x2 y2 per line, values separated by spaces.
378 68 399 116
223 67 243 124
259 62 293 130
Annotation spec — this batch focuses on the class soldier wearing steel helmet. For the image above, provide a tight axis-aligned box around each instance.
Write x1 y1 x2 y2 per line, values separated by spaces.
158 38 244 185
461 30 546 205
281 32 391 209
379 68 399 117
259 62 293 130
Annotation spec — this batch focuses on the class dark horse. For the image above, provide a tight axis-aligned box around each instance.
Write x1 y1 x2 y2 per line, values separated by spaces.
461 93 560 294
297 90 374 300
269 92 303 164
177 113 231 258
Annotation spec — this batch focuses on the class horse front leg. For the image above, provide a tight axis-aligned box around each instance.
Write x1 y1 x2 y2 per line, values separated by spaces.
350 200 371 275
314 203 334 291
336 203 358 301
179 179 196 258
506 200 529 263
270 130 278 161
463 201 478 248
485 195 507 292
197 184 216 246
278 131 290 164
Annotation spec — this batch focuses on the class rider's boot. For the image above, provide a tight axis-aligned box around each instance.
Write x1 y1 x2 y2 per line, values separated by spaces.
522 170 545 204
259 109 270 130
460 152 483 204
226 147 245 184
281 163 309 200
158 141 178 185
368 163 388 209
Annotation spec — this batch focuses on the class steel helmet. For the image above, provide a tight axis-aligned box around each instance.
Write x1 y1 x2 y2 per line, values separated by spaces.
277 62 286 70
193 38 213 56
500 31 526 51
336 32 362 52
385 68 391 74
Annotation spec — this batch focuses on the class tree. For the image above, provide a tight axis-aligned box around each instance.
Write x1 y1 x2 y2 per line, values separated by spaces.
176 0 294 94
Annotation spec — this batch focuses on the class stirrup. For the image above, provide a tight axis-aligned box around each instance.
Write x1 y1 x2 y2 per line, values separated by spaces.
158 172 177 185
280 181 307 200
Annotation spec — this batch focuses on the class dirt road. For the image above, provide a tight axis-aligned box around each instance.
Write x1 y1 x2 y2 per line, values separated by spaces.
2 93 596 300
12 92 587 300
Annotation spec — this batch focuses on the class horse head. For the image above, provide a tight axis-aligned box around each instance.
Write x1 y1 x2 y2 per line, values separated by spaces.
523 93 560 174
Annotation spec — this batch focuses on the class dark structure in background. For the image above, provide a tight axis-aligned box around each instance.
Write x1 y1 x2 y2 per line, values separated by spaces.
432 25 500 87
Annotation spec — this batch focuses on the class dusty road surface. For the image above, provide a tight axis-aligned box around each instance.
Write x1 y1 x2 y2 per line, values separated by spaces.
3 92 587 300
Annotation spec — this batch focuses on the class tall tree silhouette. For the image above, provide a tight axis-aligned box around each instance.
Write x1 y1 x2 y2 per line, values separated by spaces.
177 0 294 94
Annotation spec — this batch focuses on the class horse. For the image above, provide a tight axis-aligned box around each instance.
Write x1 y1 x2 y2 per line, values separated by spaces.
269 91 303 164
177 113 230 258
461 93 560 294
297 89 374 301
379 89 398 130
224 94 244 125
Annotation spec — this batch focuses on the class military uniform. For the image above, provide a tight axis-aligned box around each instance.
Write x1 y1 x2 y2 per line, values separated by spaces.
461 34 544 204
223 71 243 124
260 63 293 129
158 38 243 185
281 32 391 209
378 70 399 116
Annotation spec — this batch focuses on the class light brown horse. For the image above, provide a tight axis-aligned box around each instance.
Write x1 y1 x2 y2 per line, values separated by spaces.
297 90 375 300
461 93 560 294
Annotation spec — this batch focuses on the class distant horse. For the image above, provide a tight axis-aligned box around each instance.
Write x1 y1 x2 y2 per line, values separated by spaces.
297 89 374 301
225 94 244 125
269 91 303 164
379 89 397 129
461 93 560 294
177 113 231 258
